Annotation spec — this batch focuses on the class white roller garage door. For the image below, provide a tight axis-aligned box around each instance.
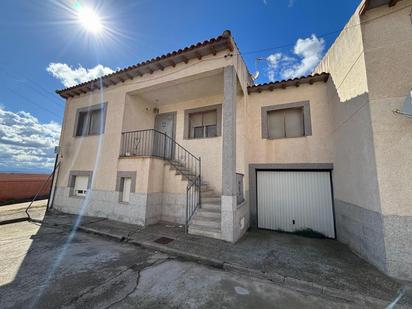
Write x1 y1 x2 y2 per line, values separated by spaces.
257 170 335 238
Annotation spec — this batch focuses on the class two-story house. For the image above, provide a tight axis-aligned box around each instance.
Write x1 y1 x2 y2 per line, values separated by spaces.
50 0 412 281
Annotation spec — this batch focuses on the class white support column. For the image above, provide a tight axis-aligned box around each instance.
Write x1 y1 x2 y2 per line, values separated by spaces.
221 65 237 242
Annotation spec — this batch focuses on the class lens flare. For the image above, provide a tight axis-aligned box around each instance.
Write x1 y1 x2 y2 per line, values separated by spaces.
76 5 103 34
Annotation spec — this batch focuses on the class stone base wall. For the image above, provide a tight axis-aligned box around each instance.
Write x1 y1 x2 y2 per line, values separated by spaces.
335 199 412 280
383 215 412 280
161 193 186 224
334 199 386 271
53 187 185 226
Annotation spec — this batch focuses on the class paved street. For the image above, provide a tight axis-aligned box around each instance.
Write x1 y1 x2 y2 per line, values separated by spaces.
0 220 374 309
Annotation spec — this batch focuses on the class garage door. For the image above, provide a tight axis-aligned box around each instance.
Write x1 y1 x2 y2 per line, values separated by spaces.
257 170 335 238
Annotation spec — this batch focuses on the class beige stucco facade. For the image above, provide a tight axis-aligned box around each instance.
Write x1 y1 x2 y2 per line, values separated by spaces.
52 0 412 281
314 0 412 279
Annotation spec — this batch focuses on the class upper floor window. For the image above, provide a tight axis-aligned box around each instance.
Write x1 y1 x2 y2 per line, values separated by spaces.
184 104 222 139
74 103 107 137
267 108 304 139
190 110 217 138
262 101 312 140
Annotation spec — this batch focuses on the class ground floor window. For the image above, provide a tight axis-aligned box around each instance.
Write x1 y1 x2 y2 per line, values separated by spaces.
116 171 136 203
73 175 89 197
119 177 132 203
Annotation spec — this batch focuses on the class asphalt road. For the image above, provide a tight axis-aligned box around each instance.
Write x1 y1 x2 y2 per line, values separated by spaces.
0 220 370 308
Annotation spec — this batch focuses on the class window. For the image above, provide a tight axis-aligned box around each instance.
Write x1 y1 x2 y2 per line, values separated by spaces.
76 111 88 136
73 175 88 197
74 103 107 137
89 109 103 135
119 177 132 203
68 171 92 197
184 105 222 139
267 108 304 139
189 110 217 139
116 172 136 203
261 101 312 139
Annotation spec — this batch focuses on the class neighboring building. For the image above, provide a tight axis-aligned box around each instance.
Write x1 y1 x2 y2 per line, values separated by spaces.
51 0 412 280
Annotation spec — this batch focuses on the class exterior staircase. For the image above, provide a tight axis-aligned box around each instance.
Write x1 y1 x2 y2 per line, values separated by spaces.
120 129 223 240
164 161 222 240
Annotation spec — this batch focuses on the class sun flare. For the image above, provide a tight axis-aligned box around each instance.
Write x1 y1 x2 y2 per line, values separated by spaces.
76 5 103 34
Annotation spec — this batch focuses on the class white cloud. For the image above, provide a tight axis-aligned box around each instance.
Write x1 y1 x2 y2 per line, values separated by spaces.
288 0 295 7
0 106 61 171
265 34 325 82
46 63 114 88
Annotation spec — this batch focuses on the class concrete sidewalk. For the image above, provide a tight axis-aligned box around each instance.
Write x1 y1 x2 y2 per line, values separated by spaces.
39 210 410 307
0 199 47 224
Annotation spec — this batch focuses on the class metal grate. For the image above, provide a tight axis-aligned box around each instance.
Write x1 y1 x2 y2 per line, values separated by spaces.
153 237 174 245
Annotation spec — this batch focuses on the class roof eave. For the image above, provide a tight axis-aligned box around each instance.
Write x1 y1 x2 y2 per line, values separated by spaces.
247 73 329 94
56 31 234 99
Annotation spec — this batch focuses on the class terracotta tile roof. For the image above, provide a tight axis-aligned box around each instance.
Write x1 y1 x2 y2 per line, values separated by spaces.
57 30 234 98
247 72 329 94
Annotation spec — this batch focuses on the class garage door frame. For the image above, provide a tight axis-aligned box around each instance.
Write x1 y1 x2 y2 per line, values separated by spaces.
249 163 336 238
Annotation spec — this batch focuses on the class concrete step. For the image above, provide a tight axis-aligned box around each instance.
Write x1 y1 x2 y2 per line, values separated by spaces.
200 186 211 192
196 207 221 216
201 203 221 211
170 166 192 173
191 217 220 229
202 196 221 203
188 224 221 240
201 191 219 198
179 172 196 178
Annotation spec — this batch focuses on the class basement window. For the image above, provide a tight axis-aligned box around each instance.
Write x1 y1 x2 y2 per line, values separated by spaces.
74 103 107 137
119 177 132 203
116 172 136 203
73 175 89 197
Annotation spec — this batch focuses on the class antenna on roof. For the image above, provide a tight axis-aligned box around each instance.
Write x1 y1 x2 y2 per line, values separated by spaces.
252 57 265 81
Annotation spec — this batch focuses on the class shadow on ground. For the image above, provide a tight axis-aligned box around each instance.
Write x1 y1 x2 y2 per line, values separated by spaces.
0 209 410 308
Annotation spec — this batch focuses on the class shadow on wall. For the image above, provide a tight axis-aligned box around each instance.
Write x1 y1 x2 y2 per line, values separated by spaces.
326 77 389 275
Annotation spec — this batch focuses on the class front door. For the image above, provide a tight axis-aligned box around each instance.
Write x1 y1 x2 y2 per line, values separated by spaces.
154 112 175 159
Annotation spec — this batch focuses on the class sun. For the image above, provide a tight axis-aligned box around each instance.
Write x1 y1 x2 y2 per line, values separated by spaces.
76 5 103 34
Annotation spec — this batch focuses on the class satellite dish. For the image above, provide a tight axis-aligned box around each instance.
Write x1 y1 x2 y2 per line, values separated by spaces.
393 90 412 118
252 71 260 80
251 57 265 81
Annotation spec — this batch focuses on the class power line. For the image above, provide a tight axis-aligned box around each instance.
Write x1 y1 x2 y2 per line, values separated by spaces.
91 3 412 89
0 66 64 108
3 86 62 118
240 3 412 55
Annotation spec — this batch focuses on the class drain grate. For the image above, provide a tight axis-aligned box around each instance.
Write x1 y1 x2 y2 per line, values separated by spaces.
154 237 174 245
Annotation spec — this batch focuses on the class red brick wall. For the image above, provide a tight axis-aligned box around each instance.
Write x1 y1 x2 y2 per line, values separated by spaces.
0 173 51 205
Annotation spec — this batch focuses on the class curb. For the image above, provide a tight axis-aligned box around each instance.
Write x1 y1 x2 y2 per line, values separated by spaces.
0 217 29 226
60 223 398 308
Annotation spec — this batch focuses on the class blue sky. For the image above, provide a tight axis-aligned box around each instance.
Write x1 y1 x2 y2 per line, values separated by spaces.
0 0 360 173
